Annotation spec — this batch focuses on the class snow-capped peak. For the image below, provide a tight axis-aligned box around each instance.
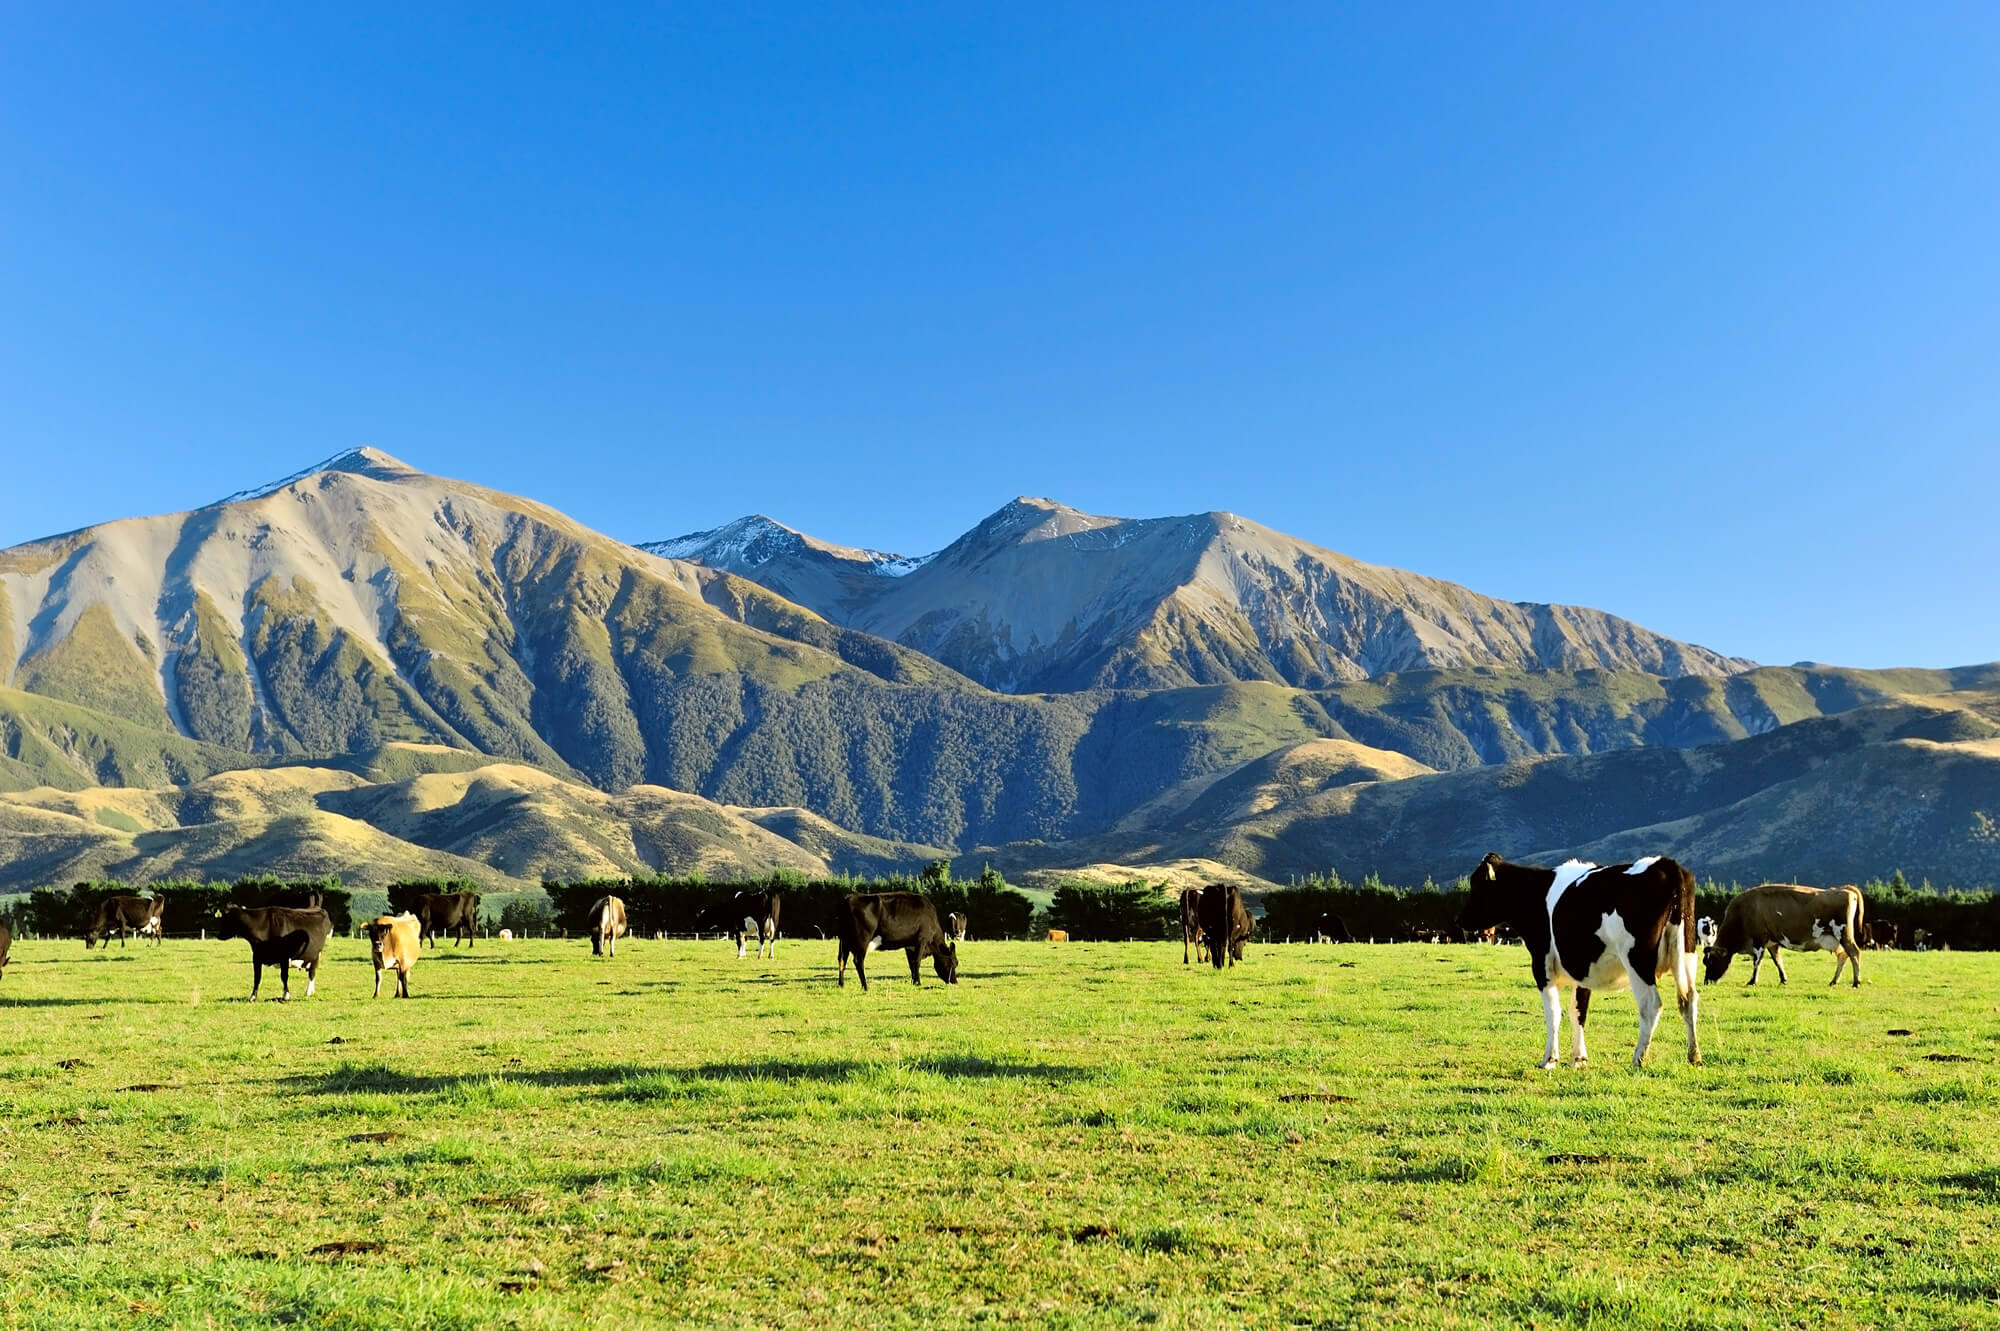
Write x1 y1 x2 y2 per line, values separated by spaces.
639 514 934 577
212 447 416 507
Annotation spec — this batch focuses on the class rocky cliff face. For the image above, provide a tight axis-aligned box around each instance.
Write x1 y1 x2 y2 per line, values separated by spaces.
647 497 1753 693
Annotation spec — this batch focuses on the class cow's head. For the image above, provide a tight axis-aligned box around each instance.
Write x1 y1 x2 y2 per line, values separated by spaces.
1701 945 1733 985
932 939 959 985
210 907 249 941
1456 853 1510 931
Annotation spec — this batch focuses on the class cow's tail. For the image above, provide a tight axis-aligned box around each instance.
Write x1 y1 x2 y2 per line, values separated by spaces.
1848 889 1865 950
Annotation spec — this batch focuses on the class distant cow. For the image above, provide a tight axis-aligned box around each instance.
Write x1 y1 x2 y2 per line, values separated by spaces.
1179 889 1207 964
1315 913 1354 944
0 920 11 979
212 906 332 1001
1458 853 1701 1069
86 894 166 948
1046 929 1069 943
837 892 957 991
945 912 969 943
1704 883 1865 988
364 914 422 998
1913 928 1930 952
590 896 628 957
414 892 481 948
1198 884 1252 970
497 928 514 942
1863 920 1898 950
1695 916 1718 950
697 891 780 960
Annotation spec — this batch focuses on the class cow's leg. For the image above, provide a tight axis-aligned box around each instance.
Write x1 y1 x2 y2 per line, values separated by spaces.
1630 978 1666 1068
853 942 868 993
907 946 923 986
277 961 292 1002
250 960 263 1000
1768 947 1788 984
304 959 316 998
1539 985 1562 1070
398 969 410 998
1847 941 1861 988
373 965 384 998
1679 974 1701 1065
1572 987 1592 1067
735 929 747 960
837 937 849 987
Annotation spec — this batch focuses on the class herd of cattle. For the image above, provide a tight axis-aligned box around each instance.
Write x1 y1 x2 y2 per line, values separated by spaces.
1 854 1925 1067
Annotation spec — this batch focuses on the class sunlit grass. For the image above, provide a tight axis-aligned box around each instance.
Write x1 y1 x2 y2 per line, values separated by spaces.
1 936 1994 1328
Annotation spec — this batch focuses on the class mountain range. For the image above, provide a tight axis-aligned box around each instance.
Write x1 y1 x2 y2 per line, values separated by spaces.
0 448 1994 896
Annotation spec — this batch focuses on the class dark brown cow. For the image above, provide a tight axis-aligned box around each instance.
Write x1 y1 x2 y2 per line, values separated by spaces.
1179 888 1209 965
212 906 333 1001
1198 884 1252 970
0 920 11 979
414 892 481 948
836 892 958 991
945 912 969 943
1863 920 1898 951
86 895 166 948
697 891 781 960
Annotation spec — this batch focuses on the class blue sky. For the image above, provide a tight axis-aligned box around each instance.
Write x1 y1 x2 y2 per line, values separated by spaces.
3 4 1995 669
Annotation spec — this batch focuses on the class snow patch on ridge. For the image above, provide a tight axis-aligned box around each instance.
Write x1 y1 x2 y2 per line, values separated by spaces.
212 447 413 507
640 515 935 577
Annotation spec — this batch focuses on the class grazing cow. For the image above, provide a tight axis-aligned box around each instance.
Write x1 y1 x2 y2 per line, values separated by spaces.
1046 929 1069 943
1179 889 1208 964
212 906 332 1001
414 892 481 948
1703 883 1865 988
589 895 628 957
1863 920 1897 951
364 914 422 998
0 920 11 979
1198 884 1253 970
837 892 958 991
945 911 969 943
86 894 166 948
1314 913 1355 944
1458 853 1701 1070
696 891 781 960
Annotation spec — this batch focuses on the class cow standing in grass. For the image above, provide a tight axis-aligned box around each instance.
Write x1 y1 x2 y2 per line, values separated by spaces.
86 895 165 948
837 892 957 991
213 905 333 1001
698 891 780 960
414 892 480 948
945 912 969 943
590 895 628 957
1179 889 1208 964
1457 853 1701 1070
365 914 422 998
0 920 11 979
1199 884 1252 970
1704 883 1866 987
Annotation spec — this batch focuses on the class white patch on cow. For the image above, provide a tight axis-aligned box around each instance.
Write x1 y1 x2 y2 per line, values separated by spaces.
866 937 882 952
1624 856 1662 875
1545 860 1599 912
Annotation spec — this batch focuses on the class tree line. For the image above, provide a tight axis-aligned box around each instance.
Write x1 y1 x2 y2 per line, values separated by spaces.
5 877 354 938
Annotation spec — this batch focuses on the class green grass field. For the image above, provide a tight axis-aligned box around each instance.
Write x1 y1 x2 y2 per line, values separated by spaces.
2 936 1996 1329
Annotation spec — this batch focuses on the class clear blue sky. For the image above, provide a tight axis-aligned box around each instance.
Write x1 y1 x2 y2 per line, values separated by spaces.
4 5 1995 669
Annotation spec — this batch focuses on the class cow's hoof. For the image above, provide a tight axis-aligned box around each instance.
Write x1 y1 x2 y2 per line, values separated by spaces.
1538 1058 1558 1071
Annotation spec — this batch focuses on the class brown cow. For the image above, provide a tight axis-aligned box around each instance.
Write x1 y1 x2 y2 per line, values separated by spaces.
589 895 628 957
1198 884 1252 970
86 895 165 948
1179 888 1208 964
1704 883 1865 987
212 905 333 1001
0 920 11 979
414 891 481 948
365 914 422 998
1045 929 1069 943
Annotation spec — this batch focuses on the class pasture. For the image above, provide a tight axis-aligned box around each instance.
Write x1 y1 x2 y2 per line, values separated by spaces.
2 936 1996 1329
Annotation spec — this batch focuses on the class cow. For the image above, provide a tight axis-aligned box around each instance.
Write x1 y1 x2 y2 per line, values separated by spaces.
1703 883 1865 988
364 914 422 998
0 920 11 979
836 892 958 991
1913 928 1930 952
945 912 969 943
413 892 481 948
589 895 628 957
1046 929 1069 943
1315 913 1355 944
697 891 780 960
1198 884 1252 970
1458 852 1701 1070
85 894 166 948
1863 920 1898 951
212 905 332 1001
497 928 514 942
1179 889 1209 964
1695 916 1718 951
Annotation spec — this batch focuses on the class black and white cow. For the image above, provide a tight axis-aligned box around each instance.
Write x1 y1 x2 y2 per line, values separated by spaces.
212 906 333 1001
945 911 969 943
1458 853 1701 1069
698 891 781 960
